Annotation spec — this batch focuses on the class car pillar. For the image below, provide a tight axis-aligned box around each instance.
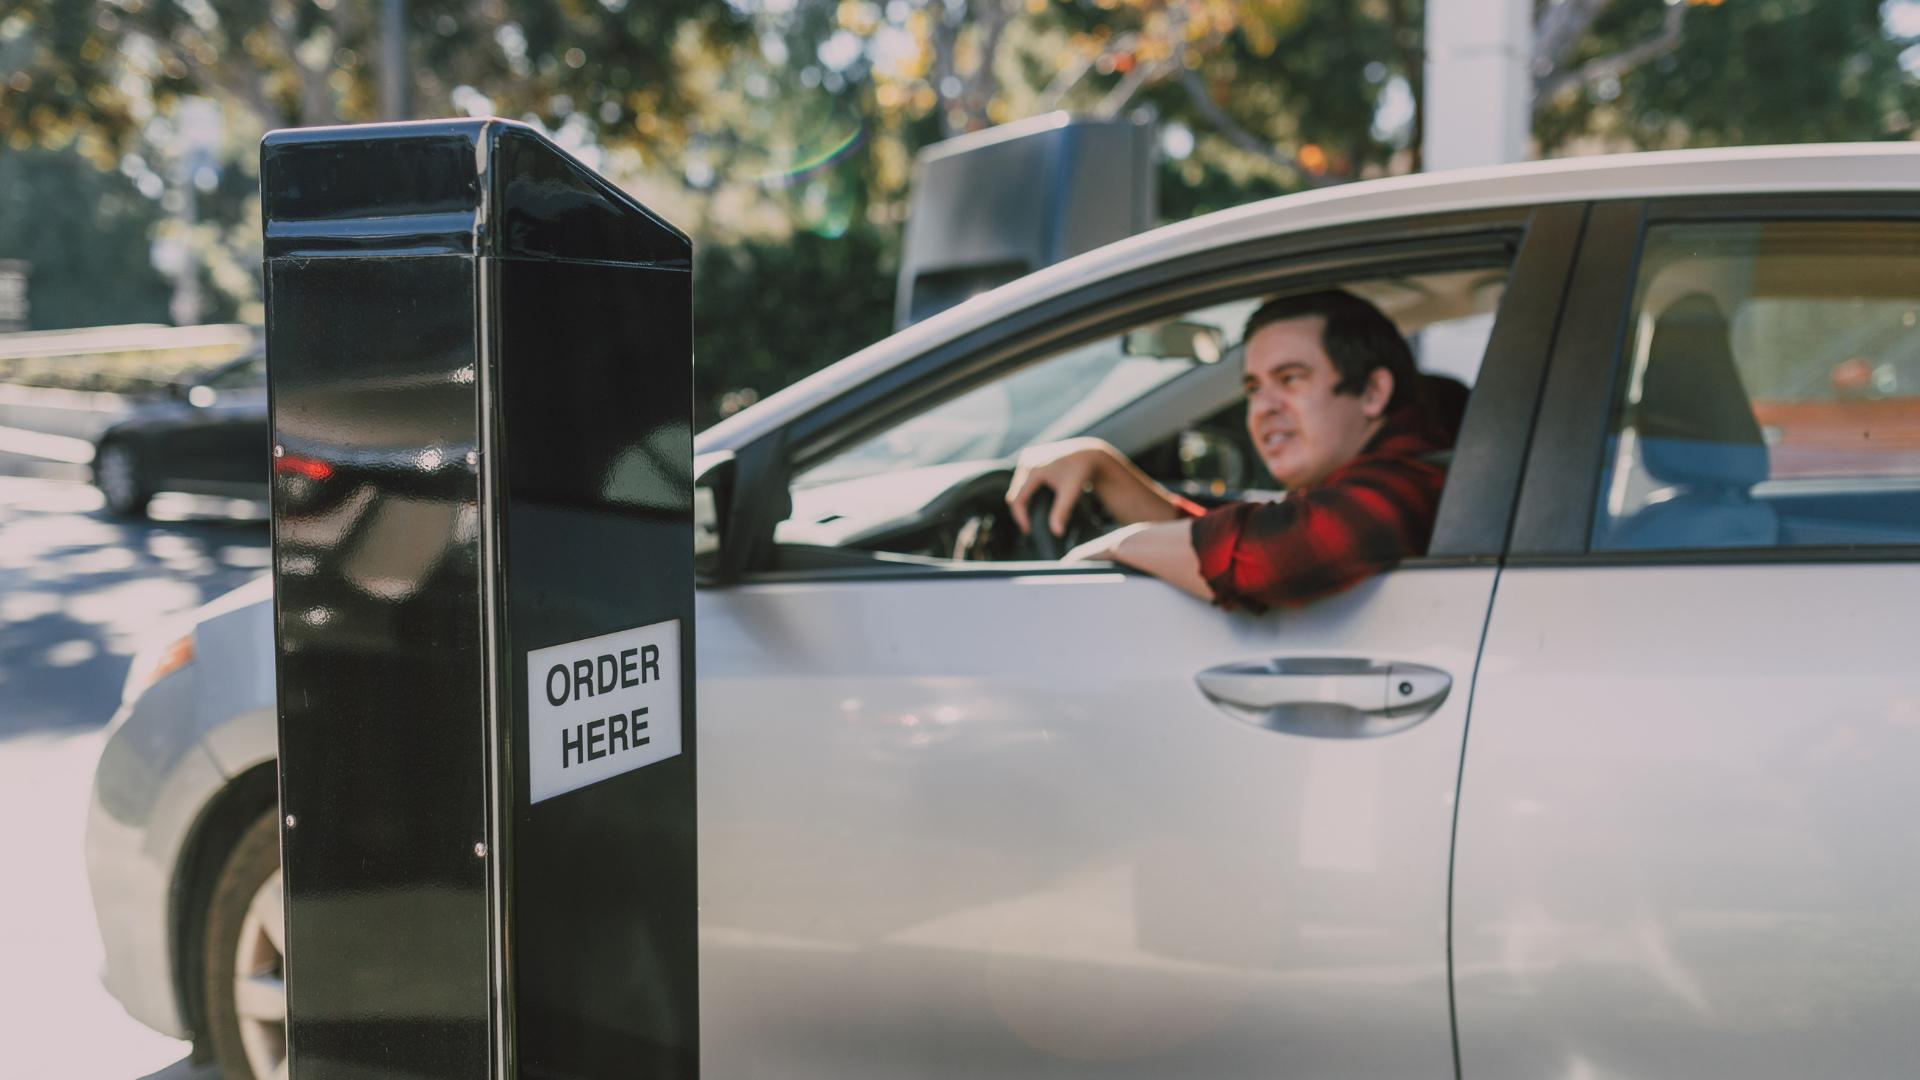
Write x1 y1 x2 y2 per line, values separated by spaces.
261 119 697 1078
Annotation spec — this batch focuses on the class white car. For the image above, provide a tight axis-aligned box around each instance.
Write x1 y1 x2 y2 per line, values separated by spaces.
91 144 1920 1079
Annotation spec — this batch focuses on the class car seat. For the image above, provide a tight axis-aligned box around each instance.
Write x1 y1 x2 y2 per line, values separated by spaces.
1606 292 1780 550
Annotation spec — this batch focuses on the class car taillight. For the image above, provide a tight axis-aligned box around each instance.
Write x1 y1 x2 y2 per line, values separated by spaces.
273 453 333 481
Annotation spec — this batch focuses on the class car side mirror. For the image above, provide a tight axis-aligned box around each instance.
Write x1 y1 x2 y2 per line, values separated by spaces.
693 450 735 579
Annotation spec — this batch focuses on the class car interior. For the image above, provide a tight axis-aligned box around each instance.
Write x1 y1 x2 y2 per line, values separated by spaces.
769 265 1510 569
1596 221 1920 551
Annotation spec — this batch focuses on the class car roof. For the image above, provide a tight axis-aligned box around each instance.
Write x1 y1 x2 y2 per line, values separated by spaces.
698 142 1920 453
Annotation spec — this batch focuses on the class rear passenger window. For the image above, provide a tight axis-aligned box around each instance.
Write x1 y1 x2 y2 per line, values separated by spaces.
1594 221 1920 551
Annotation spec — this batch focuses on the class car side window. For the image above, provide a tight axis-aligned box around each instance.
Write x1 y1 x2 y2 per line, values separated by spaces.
797 297 1254 490
1592 221 1920 551
776 265 1507 562
207 355 267 390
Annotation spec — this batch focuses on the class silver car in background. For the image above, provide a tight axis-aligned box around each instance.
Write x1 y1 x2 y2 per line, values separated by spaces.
90 145 1920 1079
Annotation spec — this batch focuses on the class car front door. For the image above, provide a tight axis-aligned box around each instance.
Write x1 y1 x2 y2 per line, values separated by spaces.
1454 199 1920 1078
695 206 1582 1078
156 354 269 492
199 354 270 488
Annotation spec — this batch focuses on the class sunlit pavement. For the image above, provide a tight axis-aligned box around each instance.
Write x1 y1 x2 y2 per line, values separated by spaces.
0 471 265 1078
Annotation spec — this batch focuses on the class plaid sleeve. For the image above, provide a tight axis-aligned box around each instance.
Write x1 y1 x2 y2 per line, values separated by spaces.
1188 454 1447 612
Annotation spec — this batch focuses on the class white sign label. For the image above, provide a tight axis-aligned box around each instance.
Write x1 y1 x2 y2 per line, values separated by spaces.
527 619 683 804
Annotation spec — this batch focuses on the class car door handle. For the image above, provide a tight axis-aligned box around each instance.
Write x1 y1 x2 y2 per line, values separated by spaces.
1195 658 1451 739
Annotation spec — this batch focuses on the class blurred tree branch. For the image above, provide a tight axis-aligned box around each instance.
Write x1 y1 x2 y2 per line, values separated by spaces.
1534 0 1687 109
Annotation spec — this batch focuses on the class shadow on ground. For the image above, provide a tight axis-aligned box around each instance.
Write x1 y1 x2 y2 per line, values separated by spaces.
0 477 270 739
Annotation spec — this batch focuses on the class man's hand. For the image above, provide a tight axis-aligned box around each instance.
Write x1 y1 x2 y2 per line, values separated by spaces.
1064 519 1214 602
1061 521 1148 563
1006 437 1186 539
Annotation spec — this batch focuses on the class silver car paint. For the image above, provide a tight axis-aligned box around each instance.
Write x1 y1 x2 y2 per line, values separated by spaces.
85 665 230 1039
94 566 1499 1070
1453 564 1920 1078
84 580 278 1039
696 566 1493 1077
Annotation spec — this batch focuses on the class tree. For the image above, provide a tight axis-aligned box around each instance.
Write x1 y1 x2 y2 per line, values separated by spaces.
693 223 897 428
756 0 1423 189
0 1 753 337
0 1 744 158
1533 0 1920 151
0 149 173 329
6 0 1916 417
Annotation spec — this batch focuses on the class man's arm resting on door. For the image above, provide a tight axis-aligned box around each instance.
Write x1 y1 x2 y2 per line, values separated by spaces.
1064 519 1214 602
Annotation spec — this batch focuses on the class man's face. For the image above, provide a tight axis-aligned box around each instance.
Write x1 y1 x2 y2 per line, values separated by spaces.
1242 315 1392 489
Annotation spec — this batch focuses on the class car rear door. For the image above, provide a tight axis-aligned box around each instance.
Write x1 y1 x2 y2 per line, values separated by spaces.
694 206 1582 1079
1454 198 1920 1078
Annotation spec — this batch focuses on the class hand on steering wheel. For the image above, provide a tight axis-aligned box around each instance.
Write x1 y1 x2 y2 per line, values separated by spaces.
1021 486 1110 560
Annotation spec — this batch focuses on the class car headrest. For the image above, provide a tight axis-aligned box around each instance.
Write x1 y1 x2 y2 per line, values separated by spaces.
1634 292 1768 488
1419 373 1470 445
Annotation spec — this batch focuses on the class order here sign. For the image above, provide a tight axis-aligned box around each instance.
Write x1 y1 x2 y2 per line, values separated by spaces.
527 619 684 804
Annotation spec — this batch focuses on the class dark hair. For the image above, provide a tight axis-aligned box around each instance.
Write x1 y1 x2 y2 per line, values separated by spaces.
1242 289 1418 413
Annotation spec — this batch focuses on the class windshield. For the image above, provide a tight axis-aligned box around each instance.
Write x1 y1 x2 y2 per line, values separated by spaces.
798 299 1251 488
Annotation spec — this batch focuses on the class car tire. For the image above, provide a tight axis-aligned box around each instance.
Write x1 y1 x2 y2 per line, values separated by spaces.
202 811 287 1080
94 441 152 519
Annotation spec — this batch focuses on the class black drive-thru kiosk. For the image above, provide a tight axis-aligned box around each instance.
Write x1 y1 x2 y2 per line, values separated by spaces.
261 119 697 1079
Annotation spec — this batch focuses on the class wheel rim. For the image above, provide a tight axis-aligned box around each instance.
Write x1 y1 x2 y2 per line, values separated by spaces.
234 869 288 1080
97 445 136 508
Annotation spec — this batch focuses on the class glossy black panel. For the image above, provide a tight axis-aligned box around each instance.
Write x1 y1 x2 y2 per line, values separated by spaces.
1509 200 1647 555
489 125 690 268
262 122 485 257
1427 203 1587 558
268 252 492 1078
266 120 695 1080
496 258 697 1080
262 119 691 265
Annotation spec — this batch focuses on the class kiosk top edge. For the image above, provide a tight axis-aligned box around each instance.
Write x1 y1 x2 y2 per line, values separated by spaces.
261 118 690 263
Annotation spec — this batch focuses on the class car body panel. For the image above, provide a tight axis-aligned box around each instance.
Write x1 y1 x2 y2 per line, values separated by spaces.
85 666 229 1039
1452 563 1920 1079
696 565 1493 1077
93 354 270 501
192 577 279 776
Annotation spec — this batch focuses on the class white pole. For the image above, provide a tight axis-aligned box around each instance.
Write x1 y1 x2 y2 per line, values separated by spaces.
1423 0 1531 171
167 97 224 326
383 0 411 121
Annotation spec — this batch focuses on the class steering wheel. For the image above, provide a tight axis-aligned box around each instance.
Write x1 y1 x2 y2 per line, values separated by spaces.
1022 486 1112 560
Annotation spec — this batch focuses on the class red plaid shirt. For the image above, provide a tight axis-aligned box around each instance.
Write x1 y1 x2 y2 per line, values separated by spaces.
1176 406 1452 612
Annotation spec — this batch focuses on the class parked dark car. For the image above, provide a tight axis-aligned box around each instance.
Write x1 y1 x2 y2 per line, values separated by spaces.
92 352 269 517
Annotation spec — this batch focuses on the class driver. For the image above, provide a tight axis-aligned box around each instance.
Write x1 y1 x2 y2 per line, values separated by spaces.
1005 289 1461 612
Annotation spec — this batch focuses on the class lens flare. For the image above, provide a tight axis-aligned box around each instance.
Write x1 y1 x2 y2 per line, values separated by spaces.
758 121 868 189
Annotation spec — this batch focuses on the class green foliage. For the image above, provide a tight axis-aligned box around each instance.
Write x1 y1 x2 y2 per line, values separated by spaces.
6 0 1919 419
1158 153 1297 223
0 149 172 330
410 0 746 145
1536 0 1920 150
693 223 898 429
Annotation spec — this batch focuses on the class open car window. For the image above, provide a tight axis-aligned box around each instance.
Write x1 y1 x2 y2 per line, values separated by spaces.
774 265 1508 564
796 298 1253 490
